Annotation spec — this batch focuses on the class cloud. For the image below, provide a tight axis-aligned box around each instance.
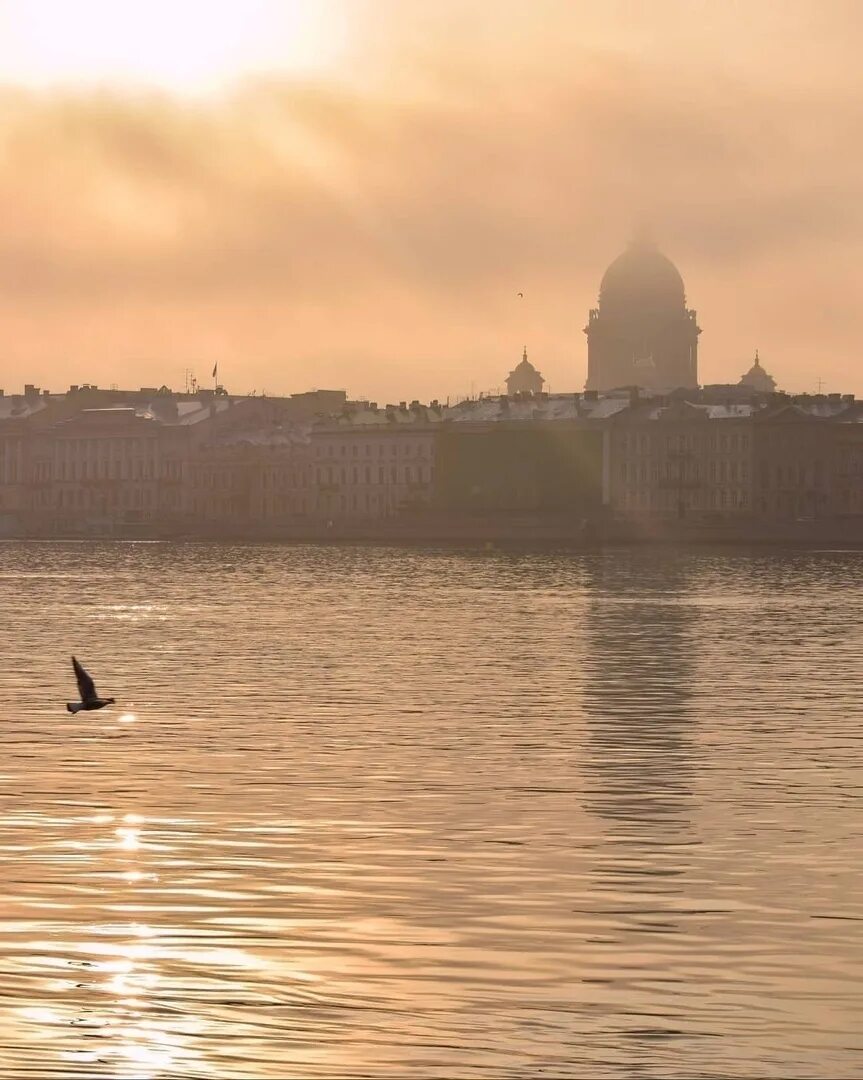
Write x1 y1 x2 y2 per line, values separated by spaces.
0 5 860 397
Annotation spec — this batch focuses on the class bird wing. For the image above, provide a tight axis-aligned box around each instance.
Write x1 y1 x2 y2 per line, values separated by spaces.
72 656 98 703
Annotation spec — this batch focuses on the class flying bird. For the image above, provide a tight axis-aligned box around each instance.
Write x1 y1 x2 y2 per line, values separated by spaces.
517 292 524 298
67 656 115 714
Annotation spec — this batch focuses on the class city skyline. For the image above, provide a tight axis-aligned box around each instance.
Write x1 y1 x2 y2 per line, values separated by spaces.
0 1 861 400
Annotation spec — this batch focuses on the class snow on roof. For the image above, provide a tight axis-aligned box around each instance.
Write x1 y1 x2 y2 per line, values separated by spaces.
702 403 756 419
0 397 48 420
314 393 631 429
176 399 232 424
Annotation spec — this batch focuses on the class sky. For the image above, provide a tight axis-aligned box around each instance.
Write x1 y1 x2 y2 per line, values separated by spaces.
0 0 860 401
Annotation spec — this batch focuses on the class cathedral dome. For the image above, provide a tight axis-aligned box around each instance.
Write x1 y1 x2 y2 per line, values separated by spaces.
599 241 686 315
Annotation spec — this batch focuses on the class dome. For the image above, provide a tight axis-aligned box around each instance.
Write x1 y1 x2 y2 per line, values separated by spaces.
739 350 776 392
599 241 686 314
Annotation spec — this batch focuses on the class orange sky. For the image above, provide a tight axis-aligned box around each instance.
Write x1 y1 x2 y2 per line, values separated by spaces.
0 0 860 400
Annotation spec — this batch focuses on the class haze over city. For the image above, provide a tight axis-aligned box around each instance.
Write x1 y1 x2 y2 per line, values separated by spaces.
1 5 862 1080
0 0 861 400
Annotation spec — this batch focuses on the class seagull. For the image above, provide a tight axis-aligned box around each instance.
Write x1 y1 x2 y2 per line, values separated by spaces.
67 656 115 714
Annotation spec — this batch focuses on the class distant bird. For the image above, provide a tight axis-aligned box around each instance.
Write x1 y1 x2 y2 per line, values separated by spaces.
67 656 115 714
517 292 524 298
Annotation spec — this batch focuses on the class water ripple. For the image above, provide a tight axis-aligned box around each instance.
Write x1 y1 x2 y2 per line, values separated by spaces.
0 542 860 1078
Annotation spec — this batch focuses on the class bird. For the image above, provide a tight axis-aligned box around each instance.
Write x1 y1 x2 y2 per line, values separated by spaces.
517 292 524 298
67 656 115 714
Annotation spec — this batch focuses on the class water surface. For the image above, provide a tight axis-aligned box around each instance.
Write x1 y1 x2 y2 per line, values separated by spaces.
0 541 861 1079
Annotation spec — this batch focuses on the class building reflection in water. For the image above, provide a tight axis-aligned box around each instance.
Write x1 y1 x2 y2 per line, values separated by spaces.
577 556 702 1061
580 556 698 831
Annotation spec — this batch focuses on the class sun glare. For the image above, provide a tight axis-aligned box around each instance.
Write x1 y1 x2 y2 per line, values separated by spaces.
0 0 347 94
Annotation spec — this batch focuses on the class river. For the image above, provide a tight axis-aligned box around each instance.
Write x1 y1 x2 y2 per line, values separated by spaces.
0 541 860 1079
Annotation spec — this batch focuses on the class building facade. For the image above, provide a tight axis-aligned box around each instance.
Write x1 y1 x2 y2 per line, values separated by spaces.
0 380 860 537
607 392 863 522
307 405 437 519
608 398 754 519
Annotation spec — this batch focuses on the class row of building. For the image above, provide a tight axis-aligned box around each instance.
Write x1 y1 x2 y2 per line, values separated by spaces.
0 239 858 539
0 377 860 538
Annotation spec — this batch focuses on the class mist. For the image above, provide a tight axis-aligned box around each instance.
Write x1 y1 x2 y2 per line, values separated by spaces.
0 0 860 398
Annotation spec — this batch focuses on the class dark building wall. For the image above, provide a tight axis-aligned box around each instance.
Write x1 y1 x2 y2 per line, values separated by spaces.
435 423 603 513
586 309 699 393
750 412 863 518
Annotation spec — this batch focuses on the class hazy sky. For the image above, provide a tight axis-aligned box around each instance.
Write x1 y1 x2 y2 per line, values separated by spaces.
0 0 860 400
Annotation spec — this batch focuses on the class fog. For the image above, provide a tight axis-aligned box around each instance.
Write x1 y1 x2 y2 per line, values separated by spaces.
0 0 859 398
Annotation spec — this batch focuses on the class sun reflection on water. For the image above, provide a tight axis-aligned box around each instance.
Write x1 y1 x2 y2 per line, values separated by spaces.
27 811 210 1079
115 826 140 850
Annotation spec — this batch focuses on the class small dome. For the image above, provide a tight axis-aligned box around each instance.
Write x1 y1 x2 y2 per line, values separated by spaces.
599 241 686 314
506 347 544 394
739 350 776 392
